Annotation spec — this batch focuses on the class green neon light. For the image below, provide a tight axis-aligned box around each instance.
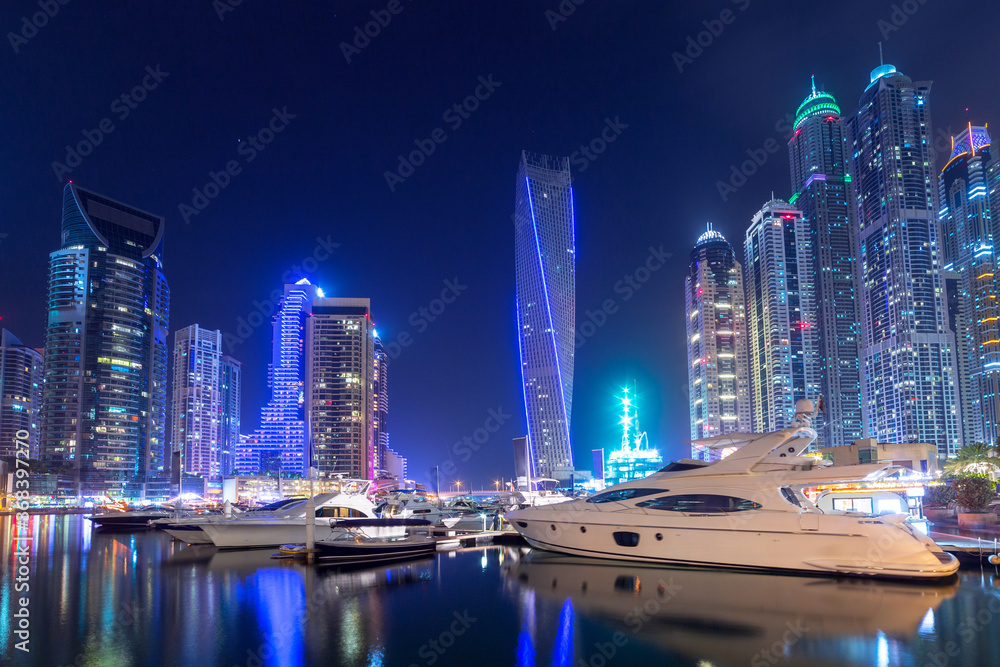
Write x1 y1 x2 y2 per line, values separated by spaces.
794 100 842 129
789 192 800 205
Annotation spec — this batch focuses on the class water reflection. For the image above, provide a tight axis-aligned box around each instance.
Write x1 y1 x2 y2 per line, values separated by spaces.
4 515 1000 667
500 549 993 667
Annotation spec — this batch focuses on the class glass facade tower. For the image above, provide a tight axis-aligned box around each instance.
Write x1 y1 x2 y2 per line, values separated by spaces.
846 64 962 456
940 124 1000 446
745 199 821 433
685 225 751 458
170 325 241 480
0 329 43 459
788 79 863 447
40 183 169 500
514 151 576 478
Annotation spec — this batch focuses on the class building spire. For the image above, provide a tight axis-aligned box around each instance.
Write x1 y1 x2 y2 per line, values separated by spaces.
878 41 884 65
811 74 816 95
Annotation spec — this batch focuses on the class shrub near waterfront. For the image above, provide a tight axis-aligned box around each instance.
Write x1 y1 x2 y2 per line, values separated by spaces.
954 477 997 514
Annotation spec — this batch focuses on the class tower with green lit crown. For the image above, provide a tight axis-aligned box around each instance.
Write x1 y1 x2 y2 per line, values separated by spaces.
788 77 863 448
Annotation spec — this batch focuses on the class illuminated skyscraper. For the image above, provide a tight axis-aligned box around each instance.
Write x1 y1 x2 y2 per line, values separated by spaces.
40 183 169 500
685 225 751 458
514 151 576 478
0 329 43 459
745 199 821 433
788 78 863 447
846 64 962 455
170 325 241 480
940 124 1000 446
306 297 375 480
235 281 314 476
372 334 390 475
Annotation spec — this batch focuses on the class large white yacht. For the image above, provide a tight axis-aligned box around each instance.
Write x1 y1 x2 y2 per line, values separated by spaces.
157 497 307 544
198 486 380 549
507 401 959 580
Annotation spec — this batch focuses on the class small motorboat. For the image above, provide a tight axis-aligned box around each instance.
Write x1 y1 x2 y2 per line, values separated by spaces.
87 506 173 529
316 518 435 565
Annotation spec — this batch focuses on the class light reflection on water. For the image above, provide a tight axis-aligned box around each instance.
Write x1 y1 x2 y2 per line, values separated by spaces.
2 515 999 666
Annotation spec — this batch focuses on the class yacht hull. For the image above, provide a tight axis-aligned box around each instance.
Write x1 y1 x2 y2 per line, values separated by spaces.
200 520 338 549
161 524 214 544
509 512 959 580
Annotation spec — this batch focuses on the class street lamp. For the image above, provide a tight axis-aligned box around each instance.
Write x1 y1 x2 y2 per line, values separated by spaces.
455 480 462 493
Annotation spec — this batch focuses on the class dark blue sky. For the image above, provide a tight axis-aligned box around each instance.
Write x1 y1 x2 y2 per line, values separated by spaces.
1 1 995 488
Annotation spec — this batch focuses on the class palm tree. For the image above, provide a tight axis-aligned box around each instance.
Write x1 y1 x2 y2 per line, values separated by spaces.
944 442 1000 482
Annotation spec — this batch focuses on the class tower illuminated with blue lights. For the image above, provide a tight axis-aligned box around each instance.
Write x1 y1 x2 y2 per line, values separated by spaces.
846 64 962 456
514 151 575 478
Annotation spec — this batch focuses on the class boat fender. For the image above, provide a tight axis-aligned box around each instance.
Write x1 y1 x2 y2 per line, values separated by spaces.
989 555 1000 566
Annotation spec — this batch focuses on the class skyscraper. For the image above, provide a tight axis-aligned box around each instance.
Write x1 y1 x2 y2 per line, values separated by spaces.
939 124 1000 446
745 199 821 433
514 151 576 478
306 296 375 480
235 281 314 476
40 183 169 500
372 334 390 475
0 329 43 459
788 78 863 447
685 224 751 458
846 64 962 456
170 325 241 480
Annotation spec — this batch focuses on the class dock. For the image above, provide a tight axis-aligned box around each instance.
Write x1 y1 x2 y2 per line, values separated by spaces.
931 531 1000 565
431 528 526 549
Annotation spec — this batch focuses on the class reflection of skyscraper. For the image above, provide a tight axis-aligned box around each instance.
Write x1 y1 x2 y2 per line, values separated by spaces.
788 79 863 447
685 225 750 459
0 329 43 459
846 64 962 456
514 151 575 478
170 325 241 480
745 199 820 433
940 124 1000 446
40 183 169 500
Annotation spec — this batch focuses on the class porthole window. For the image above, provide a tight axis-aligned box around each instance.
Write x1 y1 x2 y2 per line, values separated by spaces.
613 531 640 547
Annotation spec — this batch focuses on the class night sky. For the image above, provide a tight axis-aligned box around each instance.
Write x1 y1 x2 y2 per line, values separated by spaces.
2 1 997 489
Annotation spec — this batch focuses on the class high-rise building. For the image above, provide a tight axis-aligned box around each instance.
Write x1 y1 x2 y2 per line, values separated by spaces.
235 281 314 476
939 124 1000 446
0 329 43 459
514 151 576 478
846 64 962 456
372 334 390 474
236 283 380 480
170 325 241 480
745 199 821 433
685 224 751 458
788 78 863 447
306 296 375 480
40 183 169 500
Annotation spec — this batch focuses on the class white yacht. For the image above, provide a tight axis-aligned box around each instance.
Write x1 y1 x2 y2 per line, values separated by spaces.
199 489 379 549
156 497 306 544
507 400 959 580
